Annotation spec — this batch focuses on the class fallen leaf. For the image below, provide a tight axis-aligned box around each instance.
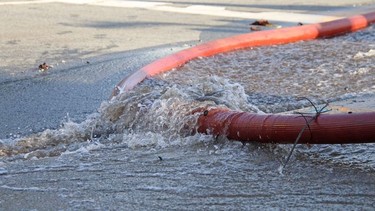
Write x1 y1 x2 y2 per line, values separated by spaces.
38 62 49 71
250 19 271 26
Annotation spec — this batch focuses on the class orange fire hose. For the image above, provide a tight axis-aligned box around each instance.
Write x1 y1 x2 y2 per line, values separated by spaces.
112 12 375 144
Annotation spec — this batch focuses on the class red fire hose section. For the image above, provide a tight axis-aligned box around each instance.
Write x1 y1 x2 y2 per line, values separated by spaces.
197 109 375 144
112 12 375 144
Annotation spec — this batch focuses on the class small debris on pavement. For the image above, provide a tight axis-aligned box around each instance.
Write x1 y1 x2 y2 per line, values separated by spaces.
250 19 271 26
249 19 281 31
38 62 50 72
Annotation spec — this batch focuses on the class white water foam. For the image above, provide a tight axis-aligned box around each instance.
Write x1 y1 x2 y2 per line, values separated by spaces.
0 76 256 160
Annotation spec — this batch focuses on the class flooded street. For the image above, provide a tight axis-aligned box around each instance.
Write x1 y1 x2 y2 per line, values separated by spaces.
1 25 374 210
1 143 374 210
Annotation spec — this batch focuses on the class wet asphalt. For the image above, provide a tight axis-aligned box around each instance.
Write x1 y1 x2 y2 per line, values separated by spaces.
0 43 193 138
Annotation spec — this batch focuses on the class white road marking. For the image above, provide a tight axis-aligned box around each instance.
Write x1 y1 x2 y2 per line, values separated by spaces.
0 0 340 23
153 4 340 23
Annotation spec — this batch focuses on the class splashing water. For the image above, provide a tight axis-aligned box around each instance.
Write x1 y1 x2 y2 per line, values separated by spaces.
0 76 260 159
0 26 374 168
0 24 374 210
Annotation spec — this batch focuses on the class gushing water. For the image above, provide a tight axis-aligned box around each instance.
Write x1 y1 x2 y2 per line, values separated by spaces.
0 26 374 210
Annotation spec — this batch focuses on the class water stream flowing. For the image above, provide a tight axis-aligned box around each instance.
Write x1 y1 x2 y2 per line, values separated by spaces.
0 26 374 209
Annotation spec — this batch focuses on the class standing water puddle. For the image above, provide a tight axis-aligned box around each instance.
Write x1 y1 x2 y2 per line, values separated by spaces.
0 26 374 209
